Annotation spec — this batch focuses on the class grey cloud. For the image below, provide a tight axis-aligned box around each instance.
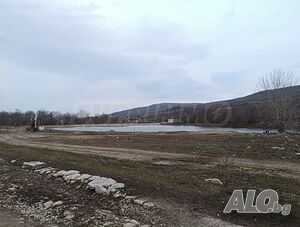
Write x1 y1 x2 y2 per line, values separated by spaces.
0 1 209 84
131 24 211 63
136 69 210 100
1 0 267 113
211 71 251 90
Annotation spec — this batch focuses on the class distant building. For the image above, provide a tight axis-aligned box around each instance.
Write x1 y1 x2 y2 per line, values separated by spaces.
167 119 176 124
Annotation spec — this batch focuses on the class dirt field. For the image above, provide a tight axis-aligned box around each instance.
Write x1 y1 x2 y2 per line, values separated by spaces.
0 132 195 161
0 129 300 226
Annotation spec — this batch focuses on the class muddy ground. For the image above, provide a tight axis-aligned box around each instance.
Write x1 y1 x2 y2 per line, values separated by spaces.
0 129 300 226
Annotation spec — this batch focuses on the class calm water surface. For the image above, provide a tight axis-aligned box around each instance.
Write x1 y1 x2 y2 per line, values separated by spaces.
54 124 277 133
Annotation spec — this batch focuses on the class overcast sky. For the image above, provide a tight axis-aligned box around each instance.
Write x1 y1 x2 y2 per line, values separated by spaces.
0 0 300 114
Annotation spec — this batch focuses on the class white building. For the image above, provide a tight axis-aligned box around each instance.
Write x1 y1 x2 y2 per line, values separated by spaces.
167 119 176 124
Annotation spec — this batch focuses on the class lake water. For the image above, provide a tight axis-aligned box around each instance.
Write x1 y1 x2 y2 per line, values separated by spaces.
54 124 277 134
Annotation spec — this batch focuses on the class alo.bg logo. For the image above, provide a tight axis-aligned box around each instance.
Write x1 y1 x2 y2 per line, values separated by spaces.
224 189 291 216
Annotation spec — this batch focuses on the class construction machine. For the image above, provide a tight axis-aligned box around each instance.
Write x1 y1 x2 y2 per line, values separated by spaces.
26 117 39 131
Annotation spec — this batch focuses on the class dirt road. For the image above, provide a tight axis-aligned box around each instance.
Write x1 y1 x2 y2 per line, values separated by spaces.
1 132 300 175
0 133 195 161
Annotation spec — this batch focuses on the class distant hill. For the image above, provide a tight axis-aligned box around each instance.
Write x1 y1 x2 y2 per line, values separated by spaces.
110 103 199 118
110 85 300 128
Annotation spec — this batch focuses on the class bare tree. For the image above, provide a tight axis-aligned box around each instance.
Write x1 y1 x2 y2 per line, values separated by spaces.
258 69 298 132
221 153 235 187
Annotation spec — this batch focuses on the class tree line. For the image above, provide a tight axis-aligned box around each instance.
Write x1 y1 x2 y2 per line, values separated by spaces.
0 110 118 127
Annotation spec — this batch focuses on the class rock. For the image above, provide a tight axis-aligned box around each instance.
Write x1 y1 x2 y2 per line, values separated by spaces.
205 178 223 185
130 219 140 225
100 178 117 187
11 160 16 163
134 199 146 205
88 178 117 190
153 160 173 165
108 188 117 193
53 170 67 177
95 185 108 194
246 146 251 149
58 170 79 176
143 202 155 208
88 180 100 189
64 170 80 176
43 200 53 209
296 153 300 156
124 224 136 227
63 210 75 220
63 173 81 181
123 219 140 227
108 183 125 193
272 147 284 150
125 196 136 201
89 176 103 181
23 161 45 167
77 174 92 182
113 192 124 198
7 184 18 192
52 201 63 207
36 167 56 174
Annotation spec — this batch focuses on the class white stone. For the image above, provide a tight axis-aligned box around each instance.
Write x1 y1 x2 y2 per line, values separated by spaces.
130 220 140 225
56 170 80 177
23 161 45 167
272 147 284 150
64 210 75 220
88 180 100 189
88 178 117 189
36 167 55 174
77 174 92 181
134 199 146 205
63 173 81 181
113 192 124 198
143 202 155 208
88 180 109 194
124 224 136 227
95 185 108 194
7 184 18 192
43 200 53 209
11 160 16 163
125 196 136 201
296 153 300 156
108 183 125 193
89 176 103 181
55 170 68 176
52 201 63 207
100 178 117 188
205 178 223 185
